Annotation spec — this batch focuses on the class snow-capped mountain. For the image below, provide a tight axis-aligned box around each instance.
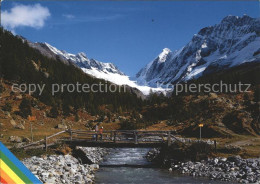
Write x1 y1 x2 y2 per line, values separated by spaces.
28 41 166 95
29 42 124 76
136 15 260 87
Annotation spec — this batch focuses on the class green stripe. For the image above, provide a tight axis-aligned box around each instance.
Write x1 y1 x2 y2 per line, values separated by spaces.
0 150 33 184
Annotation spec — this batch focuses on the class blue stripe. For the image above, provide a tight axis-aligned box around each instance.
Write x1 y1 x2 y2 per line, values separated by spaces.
0 142 42 184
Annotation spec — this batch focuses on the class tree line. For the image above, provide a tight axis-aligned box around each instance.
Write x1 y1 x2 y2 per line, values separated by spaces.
0 28 143 116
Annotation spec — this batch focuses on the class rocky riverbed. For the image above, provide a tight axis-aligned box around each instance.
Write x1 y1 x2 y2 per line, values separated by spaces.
22 147 108 184
77 147 108 164
147 149 260 183
171 156 260 183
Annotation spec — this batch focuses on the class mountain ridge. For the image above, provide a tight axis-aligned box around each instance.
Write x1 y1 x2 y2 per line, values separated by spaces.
28 41 167 95
28 41 125 76
136 15 260 87
25 15 260 93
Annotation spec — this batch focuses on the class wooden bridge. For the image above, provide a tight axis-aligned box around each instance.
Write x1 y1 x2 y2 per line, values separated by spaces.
63 129 178 148
21 129 180 150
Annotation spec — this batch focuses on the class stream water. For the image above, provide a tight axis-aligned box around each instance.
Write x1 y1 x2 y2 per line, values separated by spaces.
95 148 227 184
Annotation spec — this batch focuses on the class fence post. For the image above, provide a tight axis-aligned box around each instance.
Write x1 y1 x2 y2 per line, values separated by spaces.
30 122 33 142
214 140 217 152
95 133 98 141
134 131 138 144
110 131 113 141
114 131 116 143
45 135 48 152
70 129 72 141
167 131 171 147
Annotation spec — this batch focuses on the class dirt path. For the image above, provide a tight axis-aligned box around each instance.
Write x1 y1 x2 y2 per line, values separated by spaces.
229 137 260 147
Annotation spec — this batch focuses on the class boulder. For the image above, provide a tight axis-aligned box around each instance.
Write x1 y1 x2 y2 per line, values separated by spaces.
86 174 94 179
15 95 23 100
43 72 49 78
22 137 31 143
5 112 11 117
9 136 22 143
39 121 44 126
14 143 25 148
139 114 143 119
90 164 99 170
57 123 68 129
120 116 127 120
16 123 25 130
209 93 218 99
114 119 120 123
10 119 17 127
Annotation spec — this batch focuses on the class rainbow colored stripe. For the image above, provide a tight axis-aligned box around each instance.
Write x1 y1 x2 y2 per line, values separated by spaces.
0 142 42 184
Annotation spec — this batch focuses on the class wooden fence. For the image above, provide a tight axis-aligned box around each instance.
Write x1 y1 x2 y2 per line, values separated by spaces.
21 130 66 150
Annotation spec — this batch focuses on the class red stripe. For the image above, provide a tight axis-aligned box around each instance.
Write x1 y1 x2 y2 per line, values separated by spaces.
0 168 16 184
0 176 8 184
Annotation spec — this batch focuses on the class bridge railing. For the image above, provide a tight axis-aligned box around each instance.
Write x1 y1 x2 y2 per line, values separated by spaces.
21 130 67 150
66 129 176 146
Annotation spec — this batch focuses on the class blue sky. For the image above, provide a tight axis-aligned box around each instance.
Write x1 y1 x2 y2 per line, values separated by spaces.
2 1 260 76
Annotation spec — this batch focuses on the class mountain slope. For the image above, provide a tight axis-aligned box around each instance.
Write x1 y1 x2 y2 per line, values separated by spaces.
0 28 143 114
136 15 260 87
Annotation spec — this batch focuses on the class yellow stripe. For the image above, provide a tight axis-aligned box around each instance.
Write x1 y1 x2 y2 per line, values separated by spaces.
0 159 26 184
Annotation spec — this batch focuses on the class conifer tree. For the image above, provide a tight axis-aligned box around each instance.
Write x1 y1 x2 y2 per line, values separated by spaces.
49 105 59 118
19 98 32 118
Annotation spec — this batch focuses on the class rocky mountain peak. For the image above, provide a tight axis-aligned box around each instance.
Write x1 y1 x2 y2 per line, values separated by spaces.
77 52 88 59
136 15 260 87
158 48 172 63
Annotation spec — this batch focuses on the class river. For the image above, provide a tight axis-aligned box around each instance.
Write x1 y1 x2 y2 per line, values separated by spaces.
95 148 228 184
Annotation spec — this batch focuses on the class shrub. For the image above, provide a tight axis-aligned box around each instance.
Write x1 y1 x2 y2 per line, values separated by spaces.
49 106 59 118
2 102 12 112
0 83 4 94
74 113 80 122
119 120 137 130
62 104 71 116
188 142 213 161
